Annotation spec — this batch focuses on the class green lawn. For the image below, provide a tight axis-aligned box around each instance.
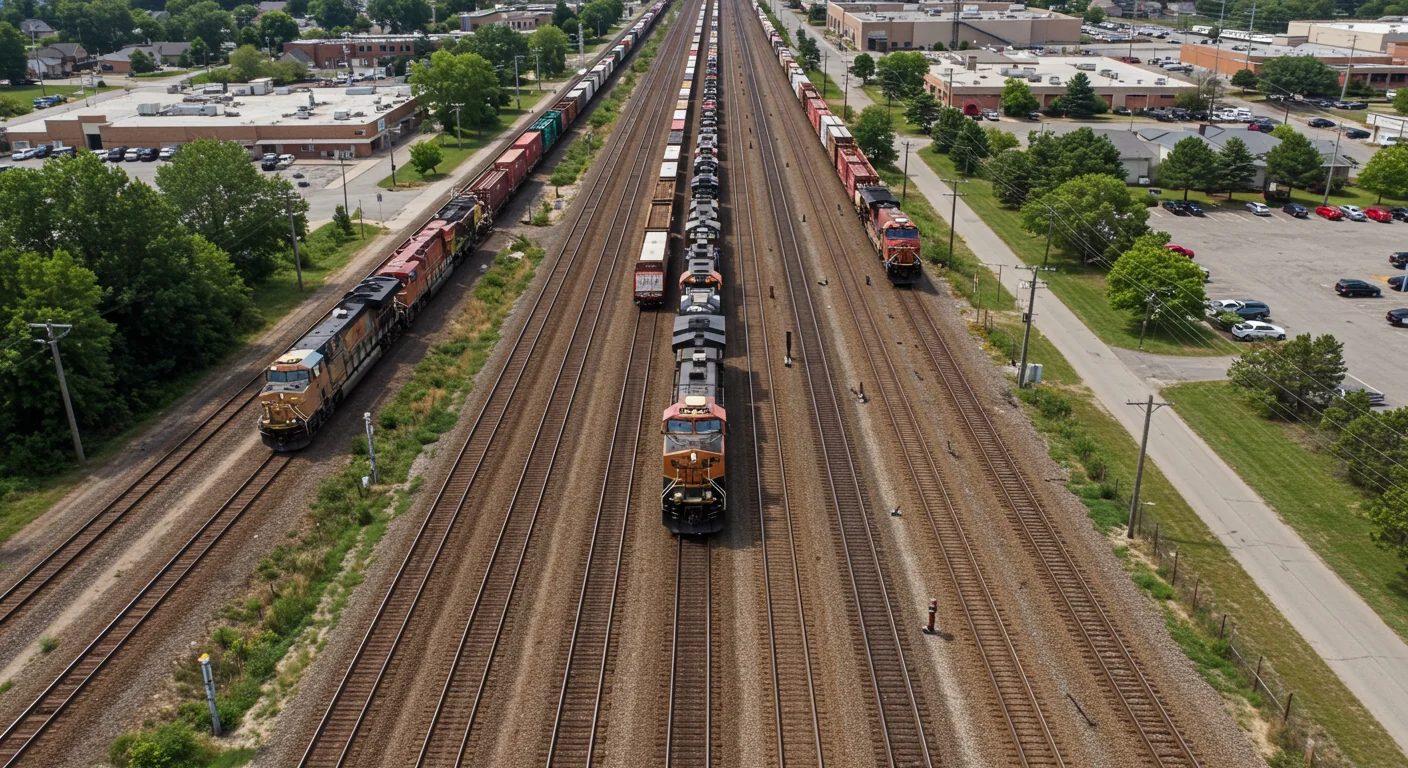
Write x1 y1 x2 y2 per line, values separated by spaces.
859 85 928 136
247 221 390 331
378 89 551 189
1152 183 1408 212
131 68 191 79
922 150 1239 357
1163 381 1408 649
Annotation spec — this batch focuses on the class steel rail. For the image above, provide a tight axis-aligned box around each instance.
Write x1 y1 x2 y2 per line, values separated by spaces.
415 6 696 760
732 4 934 765
898 291 1200 767
297 7 688 765
665 536 712 768
719 7 824 765
0 452 291 765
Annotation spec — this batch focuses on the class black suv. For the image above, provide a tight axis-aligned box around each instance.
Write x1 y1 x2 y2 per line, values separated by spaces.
1162 200 1188 215
1345 127 1371 139
1283 202 1308 218
1391 252 1408 268
1185 201 1206 216
1336 278 1382 297
105 146 128 162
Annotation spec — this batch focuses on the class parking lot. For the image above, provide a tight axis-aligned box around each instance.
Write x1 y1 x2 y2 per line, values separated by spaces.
1152 203 1408 406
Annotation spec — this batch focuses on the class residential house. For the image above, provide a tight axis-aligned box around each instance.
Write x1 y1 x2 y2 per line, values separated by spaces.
34 43 90 75
1089 128 1159 184
1136 124 1353 186
20 19 55 37
26 57 65 78
99 42 192 73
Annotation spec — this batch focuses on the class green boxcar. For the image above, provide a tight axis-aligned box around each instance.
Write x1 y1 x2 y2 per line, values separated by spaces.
532 115 561 151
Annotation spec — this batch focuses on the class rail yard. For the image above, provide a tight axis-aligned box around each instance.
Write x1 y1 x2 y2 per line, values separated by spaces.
0 0 1268 764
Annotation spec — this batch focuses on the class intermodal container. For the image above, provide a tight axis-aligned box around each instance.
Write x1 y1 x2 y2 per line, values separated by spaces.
668 130 685 145
532 116 561 150
512 130 544 169
553 99 578 126
469 169 511 214
494 147 528 189
671 119 686 131
807 99 829 133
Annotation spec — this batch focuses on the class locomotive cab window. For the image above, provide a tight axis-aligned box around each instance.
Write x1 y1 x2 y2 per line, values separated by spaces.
887 227 920 239
267 369 310 383
667 418 694 434
694 418 722 434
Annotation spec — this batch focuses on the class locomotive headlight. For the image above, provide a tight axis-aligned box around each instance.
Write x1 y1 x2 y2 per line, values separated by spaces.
690 451 698 463
703 490 713 502
673 491 685 503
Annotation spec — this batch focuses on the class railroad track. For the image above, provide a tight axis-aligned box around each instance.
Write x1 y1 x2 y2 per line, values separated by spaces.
299 6 695 765
543 308 658 767
731 4 936 765
0 452 291 766
719 13 824 767
897 291 1200 768
665 537 712 768
730 9 1066 768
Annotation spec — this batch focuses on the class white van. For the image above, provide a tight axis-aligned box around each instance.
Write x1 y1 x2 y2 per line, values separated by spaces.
1379 134 1405 146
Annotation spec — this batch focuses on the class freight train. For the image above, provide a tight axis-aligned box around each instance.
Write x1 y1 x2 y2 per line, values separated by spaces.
661 1 727 535
257 0 670 451
753 6 923 285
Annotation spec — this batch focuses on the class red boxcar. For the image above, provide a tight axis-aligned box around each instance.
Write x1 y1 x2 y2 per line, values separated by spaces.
553 98 578 126
512 130 544 169
672 119 687 131
807 99 829 134
829 134 856 166
836 146 879 196
799 82 820 104
494 147 528 189
469 169 512 214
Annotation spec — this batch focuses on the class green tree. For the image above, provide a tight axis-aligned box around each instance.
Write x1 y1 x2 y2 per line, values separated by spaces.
1021 173 1149 264
1083 4 1105 22
951 118 991 174
409 49 503 129
156 139 305 283
177 2 234 48
1231 67 1259 93
410 141 444 176
352 13 373 32
133 9 169 41
1228 332 1346 418
808 3 826 22
0 249 118 475
849 52 874 85
552 0 575 27
577 0 615 39
1216 136 1258 198
1257 54 1339 98
56 0 134 53
259 10 299 45
228 44 267 79
0 22 28 83
116 722 207 768
1264 128 1324 192
462 22 531 82
904 91 941 134
1051 71 1107 118
1356 142 1408 203
307 0 356 30
796 29 820 71
332 203 355 235
1026 127 1124 197
984 126 1019 153
232 3 259 26
1158 136 1220 199
1331 408 1408 493
1395 87 1408 116
1365 469 1408 565
287 0 309 16
189 36 210 65
999 77 1040 116
530 23 569 78
932 105 965 152
875 50 928 102
367 0 431 33
853 105 898 166
128 47 157 73
1106 232 1208 324
983 147 1031 205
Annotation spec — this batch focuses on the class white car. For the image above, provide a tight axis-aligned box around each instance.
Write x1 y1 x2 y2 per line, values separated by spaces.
276 154 295 169
1245 201 1271 216
124 148 141 161
1339 204 1367 221
159 146 177 160
1231 320 1286 341
982 108 1000 121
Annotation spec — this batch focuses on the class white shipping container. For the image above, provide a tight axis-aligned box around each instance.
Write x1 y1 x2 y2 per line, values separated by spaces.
660 161 679 179
664 145 682 162
673 109 688 121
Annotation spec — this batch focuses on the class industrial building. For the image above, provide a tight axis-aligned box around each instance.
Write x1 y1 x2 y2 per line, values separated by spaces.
459 7 555 31
1284 20 1408 52
281 35 458 70
922 53 1193 111
3 82 420 159
825 2 1081 51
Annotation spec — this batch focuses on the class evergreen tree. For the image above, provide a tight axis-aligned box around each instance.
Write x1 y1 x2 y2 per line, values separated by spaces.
1216 136 1258 199
983 148 1031 206
1052 72 1107 118
1264 129 1324 192
1158 136 1220 200
1026 127 1124 197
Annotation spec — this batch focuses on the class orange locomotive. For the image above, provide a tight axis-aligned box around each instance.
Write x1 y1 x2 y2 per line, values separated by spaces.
663 346 726 534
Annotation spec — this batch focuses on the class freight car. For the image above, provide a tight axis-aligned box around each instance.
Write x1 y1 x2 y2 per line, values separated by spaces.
753 4 922 285
258 0 670 451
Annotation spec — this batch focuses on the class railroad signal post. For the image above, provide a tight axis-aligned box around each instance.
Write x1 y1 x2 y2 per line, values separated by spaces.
29 321 84 462
200 653 222 736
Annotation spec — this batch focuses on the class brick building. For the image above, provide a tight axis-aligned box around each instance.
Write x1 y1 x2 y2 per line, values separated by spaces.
459 8 554 31
281 35 459 70
923 53 1193 111
825 1 1081 51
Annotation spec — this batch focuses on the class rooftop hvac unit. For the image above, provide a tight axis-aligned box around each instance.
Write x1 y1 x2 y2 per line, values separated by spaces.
137 102 162 116
1155 77 1167 84
296 111 311 119
334 109 350 120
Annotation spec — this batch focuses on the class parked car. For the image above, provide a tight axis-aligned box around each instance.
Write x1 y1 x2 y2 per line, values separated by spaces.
1387 308 1408 326
1308 117 1336 128
1283 202 1309 218
1366 206 1393 222
159 146 177 160
1390 207 1408 221
1335 383 1386 406
982 108 1000 121
1162 199 1188 215
30 145 51 159
1117 56 1141 64
1185 201 1206 216
137 147 158 161
276 154 295 169
1246 201 1271 215
51 146 75 157
1165 243 1196 258
124 148 140 161
1027 111 1042 120
1392 252 1408 268
1335 278 1382 296
1389 275 1408 291
1232 320 1287 341
1113 105 1132 115
1207 299 1272 320
1338 100 1368 110
260 152 279 170
104 146 128 162
1340 204 1368 221
1345 127 1371 139
9 147 39 161
1248 118 1275 132
1316 205 1345 220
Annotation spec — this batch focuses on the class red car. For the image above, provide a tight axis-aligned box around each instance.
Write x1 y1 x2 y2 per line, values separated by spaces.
1316 205 1345 220
1165 243 1195 258
1366 206 1394 222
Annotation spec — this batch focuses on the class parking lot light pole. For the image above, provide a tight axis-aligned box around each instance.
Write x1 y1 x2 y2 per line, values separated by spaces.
1321 127 1343 206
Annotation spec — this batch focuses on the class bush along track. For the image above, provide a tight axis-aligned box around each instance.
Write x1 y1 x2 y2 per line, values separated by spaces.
108 238 547 767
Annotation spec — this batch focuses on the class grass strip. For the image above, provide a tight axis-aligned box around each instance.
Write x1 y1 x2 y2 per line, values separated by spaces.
378 88 553 190
920 149 1237 357
107 237 547 767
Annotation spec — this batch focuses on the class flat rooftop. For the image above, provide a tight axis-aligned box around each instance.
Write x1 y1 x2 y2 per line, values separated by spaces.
933 55 1186 88
1202 41 1379 58
1295 20 1408 34
13 84 414 131
851 8 1063 20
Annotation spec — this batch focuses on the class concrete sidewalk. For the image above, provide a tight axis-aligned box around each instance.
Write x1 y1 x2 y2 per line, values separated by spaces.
774 8 1408 750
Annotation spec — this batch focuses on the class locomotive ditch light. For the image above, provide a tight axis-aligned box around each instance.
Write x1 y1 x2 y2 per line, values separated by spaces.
674 491 685 503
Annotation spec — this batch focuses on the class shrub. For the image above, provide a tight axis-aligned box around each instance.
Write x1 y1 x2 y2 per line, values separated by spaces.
38 636 60 654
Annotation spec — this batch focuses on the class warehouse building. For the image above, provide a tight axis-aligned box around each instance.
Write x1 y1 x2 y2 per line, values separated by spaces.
1285 20 1408 52
825 2 1081 51
3 83 421 159
923 53 1194 111
282 34 459 70
1178 39 1393 77
459 7 555 31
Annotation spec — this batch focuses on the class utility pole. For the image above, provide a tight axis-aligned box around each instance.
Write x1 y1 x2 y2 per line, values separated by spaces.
29 321 83 462
285 191 304 291
578 21 585 71
842 56 850 119
1041 212 1054 267
900 140 911 204
451 102 464 149
1339 34 1358 102
364 412 379 483
1127 395 1173 538
1015 266 1055 388
1321 125 1344 206
513 55 523 109
31 30 48 98
944 67 953 108
1138 292 1156 349
338 148 350 219
942 178 967 268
